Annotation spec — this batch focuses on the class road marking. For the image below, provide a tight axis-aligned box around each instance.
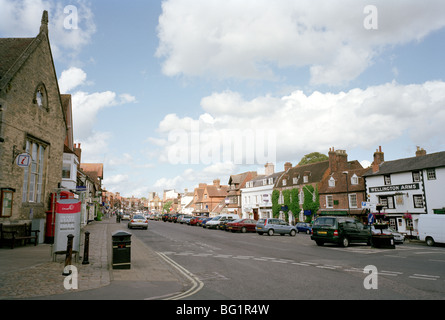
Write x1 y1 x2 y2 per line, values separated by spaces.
409 273 440 281
156 252 204 300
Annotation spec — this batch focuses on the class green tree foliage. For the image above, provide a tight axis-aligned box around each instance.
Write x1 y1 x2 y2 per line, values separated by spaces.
290 188 300 221
163 200 173 212
302 185 320 222
298 152 328 165
282 189 291 222
272 189 280 218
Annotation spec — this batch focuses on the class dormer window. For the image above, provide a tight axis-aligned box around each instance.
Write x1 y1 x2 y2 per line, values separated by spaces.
351 174 359 185
328 177 336 187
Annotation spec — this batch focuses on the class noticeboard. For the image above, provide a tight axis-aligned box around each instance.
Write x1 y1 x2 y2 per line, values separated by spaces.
54 199 81 253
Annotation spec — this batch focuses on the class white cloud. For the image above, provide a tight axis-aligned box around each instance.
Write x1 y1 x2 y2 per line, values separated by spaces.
150 81 445 167
0 0 96 60
156 0 445 85
59 67 87 93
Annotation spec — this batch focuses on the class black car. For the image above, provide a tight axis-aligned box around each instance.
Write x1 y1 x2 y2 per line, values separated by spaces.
311 216 372 247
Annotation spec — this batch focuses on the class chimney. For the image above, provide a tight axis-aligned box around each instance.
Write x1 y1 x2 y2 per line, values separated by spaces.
213 179 220 187
416 146 427 157
74 143 82 163
264 163 275 176
328 147 337 172
284 162 292 172
372 146 384 173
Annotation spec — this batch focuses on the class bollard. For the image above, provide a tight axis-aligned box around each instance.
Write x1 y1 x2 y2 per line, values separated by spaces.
82 231 90 265
62 234 74 275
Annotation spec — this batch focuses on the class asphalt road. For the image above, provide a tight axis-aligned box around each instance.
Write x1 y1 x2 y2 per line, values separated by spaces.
137 220 445 300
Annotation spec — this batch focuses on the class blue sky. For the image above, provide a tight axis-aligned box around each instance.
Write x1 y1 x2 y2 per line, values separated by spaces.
2 0 445 197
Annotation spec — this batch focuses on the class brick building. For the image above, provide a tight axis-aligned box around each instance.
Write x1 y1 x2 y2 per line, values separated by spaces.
0 11 67 222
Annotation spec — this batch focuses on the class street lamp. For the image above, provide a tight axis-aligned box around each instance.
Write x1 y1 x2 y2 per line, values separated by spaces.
342 171 350 216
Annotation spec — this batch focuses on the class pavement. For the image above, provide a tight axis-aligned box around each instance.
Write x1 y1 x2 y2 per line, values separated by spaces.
0 216 188 300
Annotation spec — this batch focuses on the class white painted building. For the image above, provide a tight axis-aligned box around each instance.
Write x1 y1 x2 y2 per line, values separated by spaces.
241 163 283 220
364 147 445 236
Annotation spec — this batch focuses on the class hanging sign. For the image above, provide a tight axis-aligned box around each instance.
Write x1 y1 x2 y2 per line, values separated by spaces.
15 153 32 167
54 199 81 253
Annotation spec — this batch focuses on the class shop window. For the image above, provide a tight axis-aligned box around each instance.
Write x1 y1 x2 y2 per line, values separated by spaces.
1 189 14 217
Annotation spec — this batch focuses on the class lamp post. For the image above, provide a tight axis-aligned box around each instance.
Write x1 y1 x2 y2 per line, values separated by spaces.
342 171 350 216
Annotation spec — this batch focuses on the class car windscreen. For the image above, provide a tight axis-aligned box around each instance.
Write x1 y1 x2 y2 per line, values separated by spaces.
133 215 144 219
313 217 336 227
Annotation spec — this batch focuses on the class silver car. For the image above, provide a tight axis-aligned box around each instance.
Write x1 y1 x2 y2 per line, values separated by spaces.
128 214 148 230
256 218 297 236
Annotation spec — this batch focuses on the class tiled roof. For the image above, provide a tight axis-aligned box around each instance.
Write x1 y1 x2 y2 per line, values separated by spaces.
364 151 445 176
0 38 34 78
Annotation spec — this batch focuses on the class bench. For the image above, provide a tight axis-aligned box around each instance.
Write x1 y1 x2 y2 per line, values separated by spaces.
0 223 39 249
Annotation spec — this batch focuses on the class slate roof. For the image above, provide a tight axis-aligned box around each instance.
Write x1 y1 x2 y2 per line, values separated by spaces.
0 38 34 78
275 160 330 188
364 151 445 176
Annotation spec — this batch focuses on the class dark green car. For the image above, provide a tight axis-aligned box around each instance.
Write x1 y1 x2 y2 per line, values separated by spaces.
311 216 372 247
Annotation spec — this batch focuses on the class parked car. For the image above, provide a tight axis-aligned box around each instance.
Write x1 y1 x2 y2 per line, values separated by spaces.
128 214 148 230
296 222 312 234
256 218 297 236
121 212 131 221
195 216 209 226
180 215 193 224
205 214 239 229
218 216 238 230
370 226 404 244
189 216 206 226
162 213 171 222
311 216 371 247
227 219 257 233
201 217 213 228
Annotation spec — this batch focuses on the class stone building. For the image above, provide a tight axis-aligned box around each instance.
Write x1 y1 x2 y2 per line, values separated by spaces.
0 11 67 222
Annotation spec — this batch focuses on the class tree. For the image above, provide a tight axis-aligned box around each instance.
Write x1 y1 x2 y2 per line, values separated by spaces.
282 189 291 222
298 152 328 165
163 200 173 212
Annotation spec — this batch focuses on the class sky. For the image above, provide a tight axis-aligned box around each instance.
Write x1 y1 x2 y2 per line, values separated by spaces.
1 0 445 198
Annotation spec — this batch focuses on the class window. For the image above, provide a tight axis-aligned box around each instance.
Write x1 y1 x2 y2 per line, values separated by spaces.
282 179 287 186
303 175 308 183
384 175 391 185
351 174 359 185
413 195 424 208
379 195 395 209
412 171 421 182
299 190 304 204
62 163 71 179
22 140 46 203
427 169 436 180
326 195 334 208
268 178 273 185
293 177 298 184
263 179 267 186
328 177 335 187
349 194 357 208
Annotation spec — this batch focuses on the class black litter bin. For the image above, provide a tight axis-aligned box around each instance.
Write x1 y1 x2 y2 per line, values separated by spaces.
112 230 132 269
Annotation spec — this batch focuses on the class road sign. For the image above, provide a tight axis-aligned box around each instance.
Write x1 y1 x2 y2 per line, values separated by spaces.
368 213 375 225
15 153 31 167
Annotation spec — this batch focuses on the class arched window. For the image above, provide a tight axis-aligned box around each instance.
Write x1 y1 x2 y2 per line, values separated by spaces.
34 83 48 111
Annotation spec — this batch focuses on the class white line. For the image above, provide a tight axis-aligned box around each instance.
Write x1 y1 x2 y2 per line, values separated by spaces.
413 274 440 278
156 252 204 300
409 276 437 281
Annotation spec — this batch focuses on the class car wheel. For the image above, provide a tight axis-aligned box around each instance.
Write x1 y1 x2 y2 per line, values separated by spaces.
341 237 350 248
241 227 247 233
268 229 274 236
426 237 435 247
290 230 296 237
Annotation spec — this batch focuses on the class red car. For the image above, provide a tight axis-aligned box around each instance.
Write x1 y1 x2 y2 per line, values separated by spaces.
226 219 257 233
189 216 206 226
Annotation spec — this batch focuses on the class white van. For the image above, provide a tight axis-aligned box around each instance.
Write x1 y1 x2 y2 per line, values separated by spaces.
204 214 239 229
418 214 445 246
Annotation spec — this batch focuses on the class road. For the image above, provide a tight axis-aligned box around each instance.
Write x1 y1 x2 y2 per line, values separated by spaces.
137 219 445 300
